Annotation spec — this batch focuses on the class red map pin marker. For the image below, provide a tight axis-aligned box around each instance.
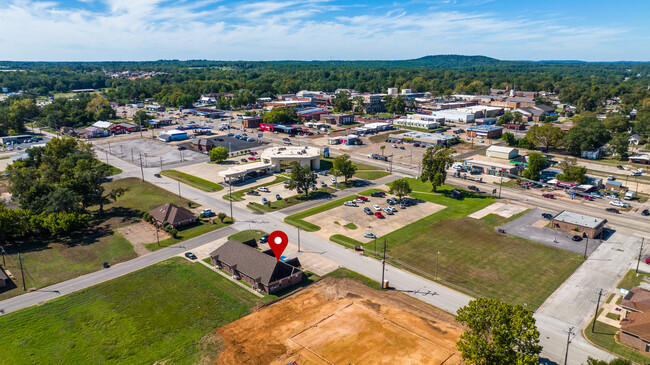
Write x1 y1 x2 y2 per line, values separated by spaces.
268 230 289 262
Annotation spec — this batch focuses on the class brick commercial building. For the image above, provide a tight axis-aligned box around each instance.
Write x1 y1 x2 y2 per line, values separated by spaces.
550 210 607 238
619 287 650 353
241 115 263 128
467 125 504 139
209 240 303 294
321 113 354 125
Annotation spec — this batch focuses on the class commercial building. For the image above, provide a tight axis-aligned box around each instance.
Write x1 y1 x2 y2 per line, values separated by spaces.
619 287 650 353
550 210 607 238
158 129 188 142
389 131 458 147
241 115 263 128
458 105 504 118
467 125 504 139
429 109 475 123
321 113 354 125
363 122 392 131
629 153 650 165
393 118 441 130
209 240 303 294
189 108 226 118
296 107 331 121
149 203 197 228
261 146 320 172
259 124 302 135
328 135 360 145
359 94 385 113
462 158 520 177
486 146 519 159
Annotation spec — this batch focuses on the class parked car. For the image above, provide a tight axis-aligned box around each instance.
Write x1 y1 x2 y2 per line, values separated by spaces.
391 144 398 148
542 193 554 199
154 173 162 178
284 180 291 184
258 187 270 192
184 252 197 260
374 211 385 218
389 206 398 213
354 198 365 204
606 207 620 214
467 185 480 192
383 207 394 215
641 209 650 216
616 165 624 170
356 196 369 202
571 235 582 242
610 200 629 207
276 194 282 200
364 232 376 239
413 143 420 147
259 235 269 243
262 197 268 204
370 192 386 197
607 175 616 181
399 203 406 209
364 207 373 215
373 204 381 211
330 177 337 183
542 213 554 219
344 201 357 207
320 181 327 187
177 146 187 150
584 195 594 201
201 209 215 217
399 146 405 150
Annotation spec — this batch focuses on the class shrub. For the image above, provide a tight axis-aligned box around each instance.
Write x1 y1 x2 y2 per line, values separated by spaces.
217 212 227 222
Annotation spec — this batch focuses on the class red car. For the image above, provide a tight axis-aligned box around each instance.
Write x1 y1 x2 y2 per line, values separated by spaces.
375 211 384 219
584 196 594 201
248 157 255 161
542 194 554 199
356 196 369 202
646 257 650 264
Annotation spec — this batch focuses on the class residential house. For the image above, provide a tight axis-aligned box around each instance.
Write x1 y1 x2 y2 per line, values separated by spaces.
629 153 650 165
581 147 605 160
0 267 9 288
209 240 303 294
514 105 555 122
629 134 642 145
149 203 196 228
619 287 650 353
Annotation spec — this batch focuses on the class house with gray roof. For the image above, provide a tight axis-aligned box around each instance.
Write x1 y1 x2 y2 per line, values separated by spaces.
149 203 196 228
209 240 303 294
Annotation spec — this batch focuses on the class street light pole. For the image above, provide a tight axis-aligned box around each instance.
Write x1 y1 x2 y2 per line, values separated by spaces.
297 227 301 252
436 251 440 281
229 177 233 221
374 236 377 257
592 289 604 333
19 253 25 291
636 237 645 275
564 327 575 365
139 153 144 182
380 238 387 289
584 237 589 259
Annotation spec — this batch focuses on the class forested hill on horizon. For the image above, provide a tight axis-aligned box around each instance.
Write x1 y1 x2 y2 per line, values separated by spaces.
1 54 650 114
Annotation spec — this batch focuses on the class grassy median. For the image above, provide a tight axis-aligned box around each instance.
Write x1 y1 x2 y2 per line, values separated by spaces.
160 170 224 192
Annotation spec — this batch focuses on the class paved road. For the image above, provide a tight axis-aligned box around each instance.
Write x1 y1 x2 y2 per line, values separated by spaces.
1 139 642 363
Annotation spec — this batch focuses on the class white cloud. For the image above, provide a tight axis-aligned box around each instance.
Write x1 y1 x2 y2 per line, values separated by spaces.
0 0 642 61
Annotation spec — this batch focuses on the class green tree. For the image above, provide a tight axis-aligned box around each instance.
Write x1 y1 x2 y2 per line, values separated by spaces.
132 110 153 128
329 154 356 182
389 178 412 201
333 91 352 113
522 152 547 180
262 106 299 125
498 111 513 125
557 158 588 183
562 115 611 155
584 357 632 365
353 96 365 113
420 146 455 192
286 162 316 198
526 123 563 151
456 298 542 365
609 133 630 160
209 146 229 163
217 212 227 222
502 132 517 147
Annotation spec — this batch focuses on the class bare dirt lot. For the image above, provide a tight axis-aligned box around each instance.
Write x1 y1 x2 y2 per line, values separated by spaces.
304 195 445 242
215 277 462 364
117 222 170 255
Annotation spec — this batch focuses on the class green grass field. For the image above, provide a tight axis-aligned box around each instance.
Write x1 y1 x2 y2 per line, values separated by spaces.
160 170 224 192
228 229 268 243
320 157 390 180
102 177 198 215
370 179 584 308
584 320 650 364
223 175 288 202
144 218 233 251
0 258 261 364
284 188 382 231
99 162 123 176
617 270 650 290
323 267 381 290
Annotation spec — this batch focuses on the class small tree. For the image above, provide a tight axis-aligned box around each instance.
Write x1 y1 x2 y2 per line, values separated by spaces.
209 146 229 163
502 132 517 147
557 158 587 184
333 91 352 113
420 146 455 192
585 357 632 365
217 212 227 222
287 162 317 198
456 298 542 365
330 154 356 182
389 178 412 201
522 152 547 181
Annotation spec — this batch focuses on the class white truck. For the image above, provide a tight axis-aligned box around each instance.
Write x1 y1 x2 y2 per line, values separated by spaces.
624 191 636 200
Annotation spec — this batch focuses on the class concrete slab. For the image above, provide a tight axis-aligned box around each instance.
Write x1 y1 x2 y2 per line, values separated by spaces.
468 202 528 219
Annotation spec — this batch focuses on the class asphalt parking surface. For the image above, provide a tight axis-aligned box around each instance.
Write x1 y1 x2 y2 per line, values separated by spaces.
179 135 265 153
497 208 604 256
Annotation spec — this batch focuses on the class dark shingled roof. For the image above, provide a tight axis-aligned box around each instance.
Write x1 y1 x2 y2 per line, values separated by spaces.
620 287 650 342
149 203 195 225
209 240 297 286
0 267 8 281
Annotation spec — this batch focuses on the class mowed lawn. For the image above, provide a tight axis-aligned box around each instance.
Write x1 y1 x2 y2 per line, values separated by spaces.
320 157 390 180
373 179 583 308
0 258 261 364
161 169 224 192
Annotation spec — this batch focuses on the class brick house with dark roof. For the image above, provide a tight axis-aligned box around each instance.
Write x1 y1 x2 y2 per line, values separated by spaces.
619 286 650 353
149 203 196 228
209 240 303 294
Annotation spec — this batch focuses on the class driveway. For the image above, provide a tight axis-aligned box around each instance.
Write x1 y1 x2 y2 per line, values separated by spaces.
498 208 604 256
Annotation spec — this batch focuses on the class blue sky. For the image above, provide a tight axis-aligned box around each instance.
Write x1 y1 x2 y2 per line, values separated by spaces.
0 0 648 62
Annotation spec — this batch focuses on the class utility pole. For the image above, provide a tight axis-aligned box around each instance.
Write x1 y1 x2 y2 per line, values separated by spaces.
156 226 160 247
19 253 25 291
498 173 503 198
380 238 387 289
592 289 604 333
139 153 145 182
0 245 5 267
636 237 645 275
564 326 575 365
105 150 109 163
583 237 589 259
374 236 377 257
138 114 143 138
178 180 181 197
297 227 301 252
436 251 440 280
131 148 134 162
160 156 163 170
229 177 233 221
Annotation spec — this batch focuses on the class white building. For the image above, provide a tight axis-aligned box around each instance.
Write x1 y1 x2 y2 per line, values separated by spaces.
92 121 114 129
393 118 440 130
387 88 398 95
486 145 519 159
260 146 320 172
429 109 475 123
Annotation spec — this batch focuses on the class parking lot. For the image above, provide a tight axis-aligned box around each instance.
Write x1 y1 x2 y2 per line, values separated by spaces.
497 208 604 256
305 195 446 243
178 134 265 153
94 138 208 167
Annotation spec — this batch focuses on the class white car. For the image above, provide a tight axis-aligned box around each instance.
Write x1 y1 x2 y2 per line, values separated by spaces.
391 144 398 148
610 200 629 207
364 232 376 239
354 198 365 204
638 168 646 173
343 201 357 207
382 207 394 215
373 204 381 211
258 187 270 192
606 175 615 180
330 177 337 183
623 166 630 171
